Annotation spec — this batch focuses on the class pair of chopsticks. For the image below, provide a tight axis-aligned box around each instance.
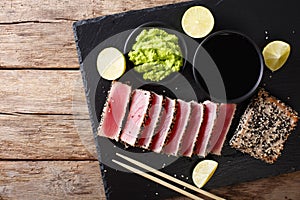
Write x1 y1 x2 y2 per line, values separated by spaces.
112 153 225 200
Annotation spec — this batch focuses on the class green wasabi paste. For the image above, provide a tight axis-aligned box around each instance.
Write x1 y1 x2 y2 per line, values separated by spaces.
128 28 183 82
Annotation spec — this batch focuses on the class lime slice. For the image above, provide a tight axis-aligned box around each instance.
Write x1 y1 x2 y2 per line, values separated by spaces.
262 40 291 72
181 6 214 38
192 160 218 188
97 47 126 80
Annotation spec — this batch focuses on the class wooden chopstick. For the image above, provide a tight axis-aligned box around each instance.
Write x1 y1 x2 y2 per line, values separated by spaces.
112 159 203 200
115 153 225 200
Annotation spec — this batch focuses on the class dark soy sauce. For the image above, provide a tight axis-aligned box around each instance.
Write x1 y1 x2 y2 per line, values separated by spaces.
194 31 263 103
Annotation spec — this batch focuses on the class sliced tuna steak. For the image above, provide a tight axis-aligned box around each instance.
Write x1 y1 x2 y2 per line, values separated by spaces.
179 102 204 157
97 81 131 141
194 101 218 157
163 100 191 156
137 92 163 149
150 97 176 153
120 89 151 146
210 104 236 155
205 103 229 154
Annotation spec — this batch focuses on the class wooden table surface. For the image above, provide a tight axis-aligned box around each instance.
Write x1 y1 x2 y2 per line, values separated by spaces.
1 0 300 199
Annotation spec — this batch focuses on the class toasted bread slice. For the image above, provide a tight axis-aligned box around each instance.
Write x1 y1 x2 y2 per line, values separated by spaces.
230 88 298 164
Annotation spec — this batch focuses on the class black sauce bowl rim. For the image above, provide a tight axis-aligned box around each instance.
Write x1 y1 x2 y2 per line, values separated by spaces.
192 30 264 104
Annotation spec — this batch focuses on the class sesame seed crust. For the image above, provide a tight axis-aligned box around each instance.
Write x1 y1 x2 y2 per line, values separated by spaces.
230 88 299 164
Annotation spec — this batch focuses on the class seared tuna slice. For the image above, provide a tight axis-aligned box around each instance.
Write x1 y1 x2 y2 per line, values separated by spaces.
137 92 163 149
206 103 236 155
194 101 218 157
150 97 176 153
179 102 204 157
163 100 191 156
120 89 151 146
210 104 236 155
97 81 131 141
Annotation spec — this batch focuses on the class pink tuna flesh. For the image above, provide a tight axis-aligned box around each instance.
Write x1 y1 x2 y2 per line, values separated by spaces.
210 104 236 155
205 103 227 154
179 102 204 157
120 89 151 146
150 97 176 153
97 82 131 141
163 100 191 156
205 103 236 154
137 92 163 149
194 101 218 157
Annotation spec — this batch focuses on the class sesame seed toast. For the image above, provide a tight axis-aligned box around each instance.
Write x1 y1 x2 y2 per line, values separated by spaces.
230 88 298 164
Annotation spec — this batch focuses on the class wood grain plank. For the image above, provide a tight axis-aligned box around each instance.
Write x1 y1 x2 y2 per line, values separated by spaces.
0 22 78 69
0 114 96 160
0 70 81 114
0 70 98 160
0 0 185 23
0 0 188 69
0 161 105 200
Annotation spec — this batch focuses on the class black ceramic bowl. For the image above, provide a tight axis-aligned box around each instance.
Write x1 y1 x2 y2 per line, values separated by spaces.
193 30 264 103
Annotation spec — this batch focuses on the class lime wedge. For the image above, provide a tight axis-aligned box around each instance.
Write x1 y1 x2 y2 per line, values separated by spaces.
97 47 126 80
262 40 291 72
192 160 218 188
181 6 214 38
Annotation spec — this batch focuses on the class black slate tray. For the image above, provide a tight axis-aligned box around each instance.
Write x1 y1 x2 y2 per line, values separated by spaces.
73 0 300 199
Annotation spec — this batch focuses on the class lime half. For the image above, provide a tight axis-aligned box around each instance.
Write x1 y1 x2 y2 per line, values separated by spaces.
192 160 218 188
262 40 291 72
97 47 126 80
181 6 214 38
